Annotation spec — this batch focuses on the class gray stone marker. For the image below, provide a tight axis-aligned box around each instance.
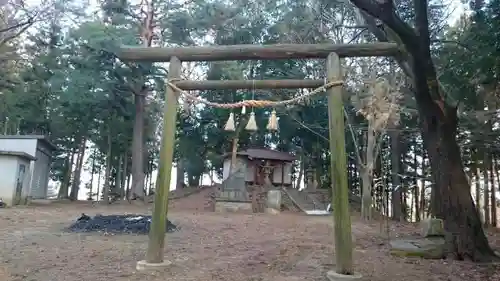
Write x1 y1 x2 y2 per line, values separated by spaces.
420 217 445 237
266 189 282 210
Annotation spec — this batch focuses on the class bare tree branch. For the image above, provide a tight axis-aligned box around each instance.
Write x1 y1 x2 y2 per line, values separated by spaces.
346 4 415 81
0 1 54 47
0 17 34 46
348 0 417 51
0 16 34 34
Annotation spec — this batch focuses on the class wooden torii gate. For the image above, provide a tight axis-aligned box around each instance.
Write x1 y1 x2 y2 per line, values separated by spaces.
117 42 399 277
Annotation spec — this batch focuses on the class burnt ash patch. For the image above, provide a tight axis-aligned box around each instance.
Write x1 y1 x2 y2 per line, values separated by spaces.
67 213 178 234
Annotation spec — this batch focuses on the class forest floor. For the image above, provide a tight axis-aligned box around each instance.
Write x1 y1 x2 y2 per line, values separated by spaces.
0 192 499 281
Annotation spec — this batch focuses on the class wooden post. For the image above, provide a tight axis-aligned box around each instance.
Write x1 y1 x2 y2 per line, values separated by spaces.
174 79 324 90
145 56 181 263
326 53 354 275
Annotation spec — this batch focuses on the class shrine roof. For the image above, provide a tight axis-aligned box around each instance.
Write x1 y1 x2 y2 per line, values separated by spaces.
223 148 296 162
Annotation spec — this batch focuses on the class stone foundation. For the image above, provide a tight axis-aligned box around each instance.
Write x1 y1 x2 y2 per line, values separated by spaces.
136 259 172 271
326 270 363 281
215 200 253 213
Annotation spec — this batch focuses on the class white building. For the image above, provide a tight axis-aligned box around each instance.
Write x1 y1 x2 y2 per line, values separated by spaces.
0 151 36 206
0 135 57 202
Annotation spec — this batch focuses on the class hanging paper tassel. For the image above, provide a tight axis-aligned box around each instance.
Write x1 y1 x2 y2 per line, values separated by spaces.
241 105 246 114
224 112 236 131
245 112 258 131
266 109 278 131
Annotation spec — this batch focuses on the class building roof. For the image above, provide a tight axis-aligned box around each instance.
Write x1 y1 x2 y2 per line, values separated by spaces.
0 150 37 161
224 148 296 162
0 135 57 151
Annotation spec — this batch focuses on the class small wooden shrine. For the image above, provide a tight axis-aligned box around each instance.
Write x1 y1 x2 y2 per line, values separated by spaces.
216 148 295 212
222 148 295 186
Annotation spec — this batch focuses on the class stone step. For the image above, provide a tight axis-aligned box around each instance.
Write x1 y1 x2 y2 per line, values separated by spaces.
282 188 322 213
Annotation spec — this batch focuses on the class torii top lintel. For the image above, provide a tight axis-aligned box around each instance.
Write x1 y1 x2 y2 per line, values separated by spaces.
117 42 400 62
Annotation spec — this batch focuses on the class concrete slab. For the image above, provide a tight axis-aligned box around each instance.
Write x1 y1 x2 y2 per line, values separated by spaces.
136 260 172 271
326 270 363 281
304 210 330 216
265 208 280 215
215 201 253 213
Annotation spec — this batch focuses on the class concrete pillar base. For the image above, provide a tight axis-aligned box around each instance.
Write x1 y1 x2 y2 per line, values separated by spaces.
326 270 363 281
136 259 172 271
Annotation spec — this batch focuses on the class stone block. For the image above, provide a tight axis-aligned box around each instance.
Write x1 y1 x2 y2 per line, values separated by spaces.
389 237 446 259
421 217 445 237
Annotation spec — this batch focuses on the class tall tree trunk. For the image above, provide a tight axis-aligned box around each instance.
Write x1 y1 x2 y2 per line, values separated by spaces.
3 118 8 135
490 156 497 227
145 172 150 195
58 148 75 199
121 151 128 198
422 83 496 261
402 186 408 222
409 185 414 221
69 146 82 200
131 90 146 200
126 174 131 200
473 148 481 212
347 157 353 189
102 130 113 204
390 130 403 221
149 157 154 193
209 170 215 185
176 159 185 188
375 145 383 210
361 128 375 220
131 0 155 201
187 172 200 187
413 139 420 222
354 130 364 195
89 149 96 200
295 154 304 189
96 167 101 202
419 151 426 219
495 159 500 227
422 116 496 260
70 137 87 201
116 154 123 200
145 157 152 194
483 150 490 227
414 172 420 221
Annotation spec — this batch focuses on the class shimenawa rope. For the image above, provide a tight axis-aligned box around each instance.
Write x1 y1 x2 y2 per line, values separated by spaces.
166 80 344 108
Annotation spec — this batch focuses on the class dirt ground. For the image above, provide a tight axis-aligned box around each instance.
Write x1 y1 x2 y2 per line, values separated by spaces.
0 197 499 281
